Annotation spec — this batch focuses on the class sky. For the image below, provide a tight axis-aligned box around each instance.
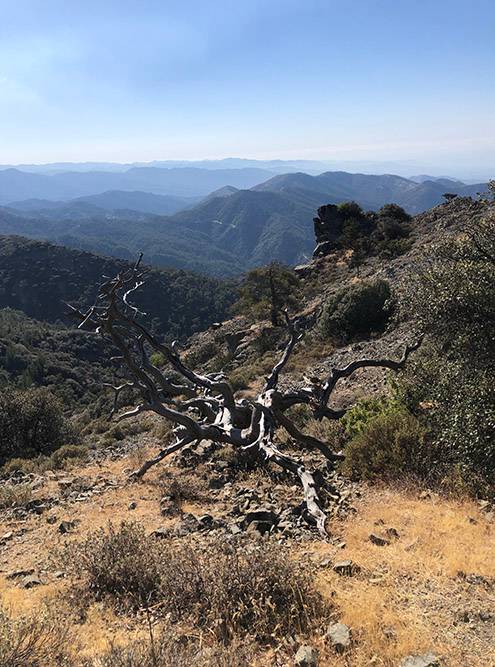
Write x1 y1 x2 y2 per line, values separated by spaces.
1 0 494 176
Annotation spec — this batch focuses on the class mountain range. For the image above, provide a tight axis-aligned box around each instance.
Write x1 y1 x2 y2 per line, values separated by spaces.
0 167 488 276
0 166 274 203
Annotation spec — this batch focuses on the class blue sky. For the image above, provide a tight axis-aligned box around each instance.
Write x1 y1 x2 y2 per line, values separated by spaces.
1 0 494 172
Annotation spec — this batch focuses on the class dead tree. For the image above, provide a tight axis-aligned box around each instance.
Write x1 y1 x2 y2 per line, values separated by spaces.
68 257 421 538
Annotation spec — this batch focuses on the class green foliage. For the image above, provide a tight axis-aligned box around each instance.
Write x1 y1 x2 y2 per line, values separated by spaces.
399 214 495 490
331 201 413 261
0 387 73 465
318 279 393 343
0 235 237 338
342 394 404 439
234 262 302 322
0 308 115 415
342 407 430 481
398 350 495 489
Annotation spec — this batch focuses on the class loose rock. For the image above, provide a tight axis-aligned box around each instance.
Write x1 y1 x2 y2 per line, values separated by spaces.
294 644 318 666
400 653 440 667
369 533 390 546
326 622 351 653
22 574 42 589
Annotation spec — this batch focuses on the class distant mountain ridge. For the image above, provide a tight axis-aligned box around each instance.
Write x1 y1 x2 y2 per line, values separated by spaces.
255 171 486 214
0 168 488 276
8 190 199 216
0 166 274 204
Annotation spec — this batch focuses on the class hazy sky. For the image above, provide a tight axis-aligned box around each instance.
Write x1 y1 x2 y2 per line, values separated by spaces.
1 0 494 170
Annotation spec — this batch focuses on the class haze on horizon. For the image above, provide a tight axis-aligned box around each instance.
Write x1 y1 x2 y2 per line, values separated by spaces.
1 0 494 179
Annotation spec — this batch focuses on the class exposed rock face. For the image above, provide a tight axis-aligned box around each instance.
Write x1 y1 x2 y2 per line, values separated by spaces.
313 204 345 257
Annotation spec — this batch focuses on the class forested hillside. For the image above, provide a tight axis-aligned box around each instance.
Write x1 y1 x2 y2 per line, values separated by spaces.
0 235 236 336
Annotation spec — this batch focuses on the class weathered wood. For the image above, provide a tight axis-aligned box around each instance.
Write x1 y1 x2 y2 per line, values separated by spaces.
70 259 421 534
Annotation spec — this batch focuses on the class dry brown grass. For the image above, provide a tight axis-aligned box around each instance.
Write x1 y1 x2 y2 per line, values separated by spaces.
1 447 493 666
82 629 259 666
0 482 32 509
0 604 72 667
62 522 329 644
310 487 495 666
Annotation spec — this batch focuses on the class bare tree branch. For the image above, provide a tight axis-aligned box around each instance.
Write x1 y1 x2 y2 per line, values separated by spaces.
70 257 421 536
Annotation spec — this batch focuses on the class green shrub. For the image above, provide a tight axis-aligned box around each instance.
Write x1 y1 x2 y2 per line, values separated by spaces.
398 214 495 491
234 262 302 323
319 279 393 343
398 351 495 489
341 408 430 481
342 394 404 439
0 387 71 465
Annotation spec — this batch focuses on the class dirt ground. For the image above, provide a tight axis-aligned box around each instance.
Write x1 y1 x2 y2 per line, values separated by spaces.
0 445 494 666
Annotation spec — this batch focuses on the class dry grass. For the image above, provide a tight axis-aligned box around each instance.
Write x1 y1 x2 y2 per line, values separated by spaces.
312 487 495 666
0 604 72 667
62 522 329 644
81 631 258 667
0 482 32 509
1 448 493 666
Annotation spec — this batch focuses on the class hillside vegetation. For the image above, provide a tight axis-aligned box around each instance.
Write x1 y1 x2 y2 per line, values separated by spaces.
0 195 493 666
0 235 236 334
1 169 488 276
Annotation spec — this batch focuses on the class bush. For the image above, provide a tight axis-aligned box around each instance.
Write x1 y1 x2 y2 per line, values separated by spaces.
234 262 302 323
64 522 328 643
1 444 88 476
399 214 495 491
319 279 393 343
398 350 495 489
48 444 88 468
341 408 430 481
0 482 32 510
61 522 164 610
83 634 257 667
0 605 69 667
0 387 72 465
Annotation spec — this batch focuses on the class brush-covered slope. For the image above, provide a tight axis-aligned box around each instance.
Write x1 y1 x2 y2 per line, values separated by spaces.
0 235 236 337
0 206 244 276
170 188 328 267
255 170 486 214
